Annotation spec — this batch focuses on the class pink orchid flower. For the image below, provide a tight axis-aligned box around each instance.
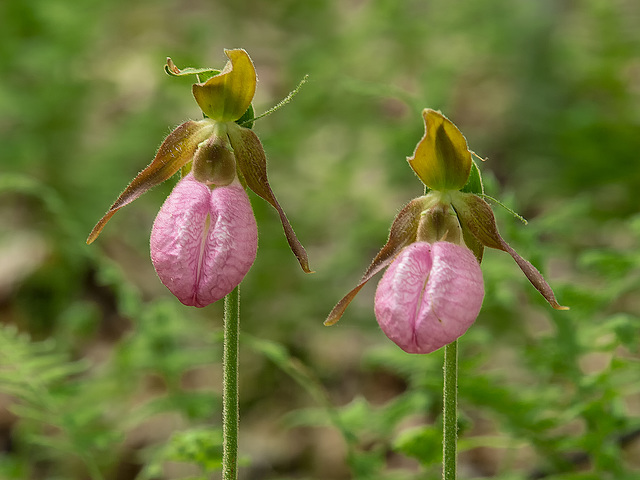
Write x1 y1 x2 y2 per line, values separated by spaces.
326 109 566 353
150 174 258 307
375 241 484 354
88 50 310 307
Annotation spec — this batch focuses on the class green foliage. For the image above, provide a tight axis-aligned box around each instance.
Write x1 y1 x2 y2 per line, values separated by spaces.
0 325 111 479
137 428 224 480
394 426 442 466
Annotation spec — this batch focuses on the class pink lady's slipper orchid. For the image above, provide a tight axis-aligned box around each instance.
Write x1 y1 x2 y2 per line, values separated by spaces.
150 174 257 307
88 49 310 306
326 109 566 354
375 242 484 354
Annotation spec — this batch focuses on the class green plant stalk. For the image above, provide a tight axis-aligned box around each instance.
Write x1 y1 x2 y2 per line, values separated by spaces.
442 340 458 480
223 285 240 480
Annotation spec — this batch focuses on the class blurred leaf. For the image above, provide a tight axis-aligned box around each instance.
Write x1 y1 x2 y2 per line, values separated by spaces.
393 426 441 466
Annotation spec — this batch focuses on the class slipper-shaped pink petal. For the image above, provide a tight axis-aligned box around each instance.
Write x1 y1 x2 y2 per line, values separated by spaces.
150 174 258 307
374 241 484 354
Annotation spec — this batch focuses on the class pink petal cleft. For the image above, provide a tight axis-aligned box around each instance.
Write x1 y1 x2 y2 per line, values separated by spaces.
150 174 258 307
374 241 484 354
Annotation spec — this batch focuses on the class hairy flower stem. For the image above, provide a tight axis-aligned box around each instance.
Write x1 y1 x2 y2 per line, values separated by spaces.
223 286 240 480
443 340 458 480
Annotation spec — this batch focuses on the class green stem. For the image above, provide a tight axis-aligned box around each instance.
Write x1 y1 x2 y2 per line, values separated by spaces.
223 286 240 480
442 340 458 480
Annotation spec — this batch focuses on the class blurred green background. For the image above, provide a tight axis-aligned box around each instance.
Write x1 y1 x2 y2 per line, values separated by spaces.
1 0 640 479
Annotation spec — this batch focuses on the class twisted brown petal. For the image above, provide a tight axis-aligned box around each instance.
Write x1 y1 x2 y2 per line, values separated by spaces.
451 192 568 310
228 124 311 273
87 120 214 244
325 196 428 326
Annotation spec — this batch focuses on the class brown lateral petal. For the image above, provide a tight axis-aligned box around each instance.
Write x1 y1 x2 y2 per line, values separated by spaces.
460 220 485 263
325 197 428 326
228 124 311 273
87 120 214 244
451 192 568 310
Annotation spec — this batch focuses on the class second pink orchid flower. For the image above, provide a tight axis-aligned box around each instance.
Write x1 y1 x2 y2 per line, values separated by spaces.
327 109 566 354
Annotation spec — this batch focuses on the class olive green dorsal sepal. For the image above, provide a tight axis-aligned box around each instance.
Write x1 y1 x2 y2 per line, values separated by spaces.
165 57 221 83
192 49 257 123
408 109 472 191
